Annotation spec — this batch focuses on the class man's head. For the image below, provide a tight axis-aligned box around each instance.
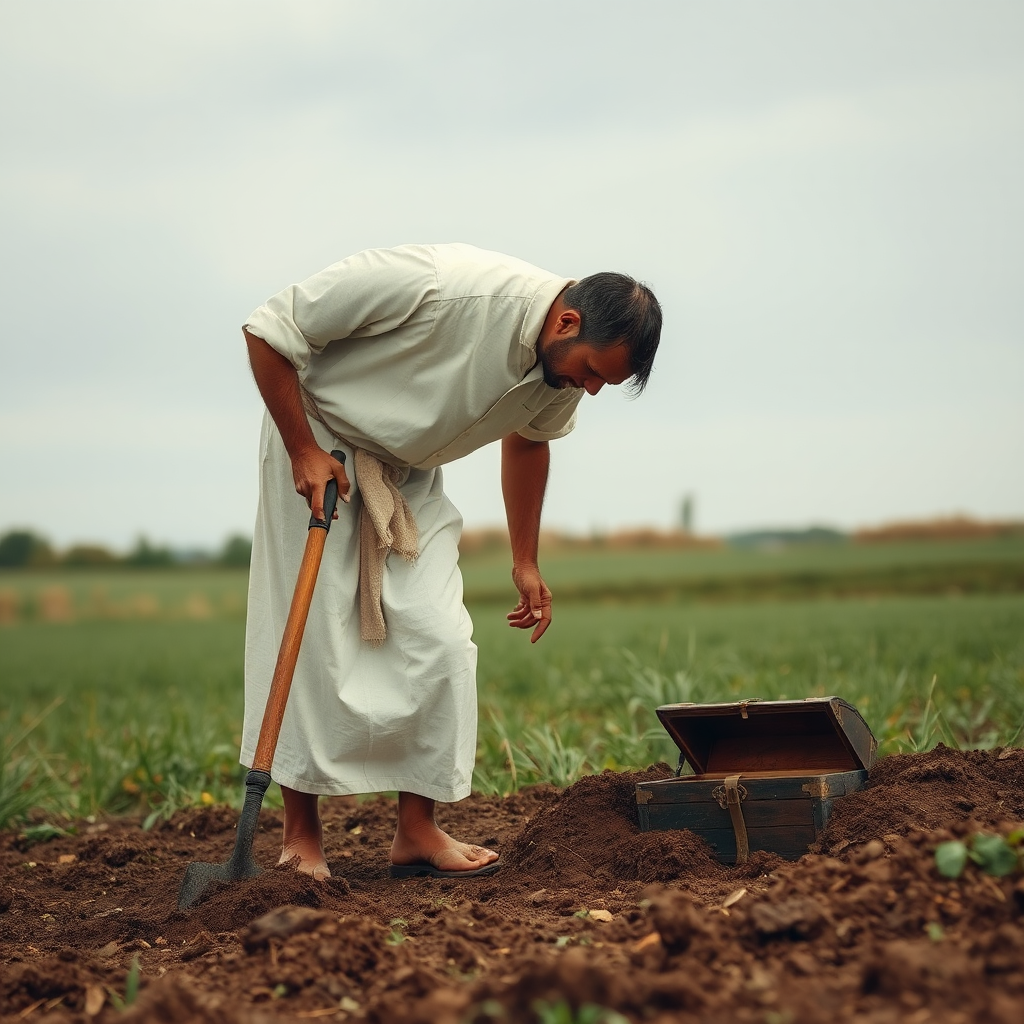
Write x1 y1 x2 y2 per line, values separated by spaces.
536 272 662 397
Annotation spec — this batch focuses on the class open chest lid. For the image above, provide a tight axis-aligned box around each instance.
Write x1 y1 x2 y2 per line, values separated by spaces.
656 697 877 776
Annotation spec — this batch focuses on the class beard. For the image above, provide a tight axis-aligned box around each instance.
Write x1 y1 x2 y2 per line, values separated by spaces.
537 337 578 389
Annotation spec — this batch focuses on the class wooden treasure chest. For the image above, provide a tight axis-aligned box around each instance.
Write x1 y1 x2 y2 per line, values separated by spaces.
635 697 877 863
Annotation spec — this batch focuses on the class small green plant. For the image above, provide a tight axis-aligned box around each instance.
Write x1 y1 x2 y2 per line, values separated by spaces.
935 830 1024 879
531 1001 629 1024
16 822 73 848
386 918 409 945
470 1000 506 1021
106 953 141 1010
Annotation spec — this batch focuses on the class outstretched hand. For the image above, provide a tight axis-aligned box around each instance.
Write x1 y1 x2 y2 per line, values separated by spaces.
507 562 552 643
290 447 351 521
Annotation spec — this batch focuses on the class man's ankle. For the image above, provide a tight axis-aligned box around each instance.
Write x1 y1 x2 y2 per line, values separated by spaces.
281 787 322 838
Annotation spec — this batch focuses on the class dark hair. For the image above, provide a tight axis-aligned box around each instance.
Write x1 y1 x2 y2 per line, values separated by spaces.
563 272 662 395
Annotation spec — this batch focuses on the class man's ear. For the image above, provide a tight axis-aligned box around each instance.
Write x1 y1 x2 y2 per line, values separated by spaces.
556 308 582 337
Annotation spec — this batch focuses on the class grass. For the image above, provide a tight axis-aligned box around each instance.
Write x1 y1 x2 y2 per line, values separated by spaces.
468 593 1024 793
1 551 1023 826
0 619 246 827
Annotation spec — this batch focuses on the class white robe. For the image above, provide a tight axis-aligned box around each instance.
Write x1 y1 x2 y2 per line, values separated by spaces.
240 244 583 799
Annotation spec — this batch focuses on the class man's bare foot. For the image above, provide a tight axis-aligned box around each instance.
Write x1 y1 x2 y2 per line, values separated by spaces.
390 791 499 873
278 786 331 880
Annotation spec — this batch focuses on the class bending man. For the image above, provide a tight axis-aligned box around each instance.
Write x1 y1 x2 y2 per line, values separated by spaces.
241 243 662 879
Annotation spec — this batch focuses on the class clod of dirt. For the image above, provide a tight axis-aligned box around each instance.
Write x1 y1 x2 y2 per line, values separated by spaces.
167 867 350 940
119 973 272 1024
179 930 216 962
613 828 724 883
0 958 95 1017
493 945 641 1019
240 905 333 951
862 938 981 996
103 841 143 867
647 888 710 953
856 839 886 862
166 805 252 841
749 895 828 940
502 764 676 886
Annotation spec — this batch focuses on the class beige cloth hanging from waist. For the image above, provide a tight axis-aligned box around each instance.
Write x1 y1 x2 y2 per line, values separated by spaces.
303 386 419 645
353 448 418 645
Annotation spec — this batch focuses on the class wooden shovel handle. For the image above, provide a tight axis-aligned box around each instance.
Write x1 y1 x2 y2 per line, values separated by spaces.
252 451 345 774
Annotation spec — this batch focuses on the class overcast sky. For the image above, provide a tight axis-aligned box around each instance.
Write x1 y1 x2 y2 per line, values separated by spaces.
1 1 1021 550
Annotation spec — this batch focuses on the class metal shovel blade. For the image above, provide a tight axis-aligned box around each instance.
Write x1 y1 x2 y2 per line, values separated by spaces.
177 769 272 910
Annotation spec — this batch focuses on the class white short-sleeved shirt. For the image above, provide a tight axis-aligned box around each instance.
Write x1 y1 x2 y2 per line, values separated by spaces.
243 243 583 469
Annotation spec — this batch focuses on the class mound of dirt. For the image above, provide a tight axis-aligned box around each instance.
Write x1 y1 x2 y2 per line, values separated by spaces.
817 744 1024 853
3 747 1024 1022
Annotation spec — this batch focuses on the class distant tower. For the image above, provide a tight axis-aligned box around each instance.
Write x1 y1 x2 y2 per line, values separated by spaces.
680 494 695 534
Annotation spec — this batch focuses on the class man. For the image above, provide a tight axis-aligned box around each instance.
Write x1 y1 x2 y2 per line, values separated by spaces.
241 243 661 879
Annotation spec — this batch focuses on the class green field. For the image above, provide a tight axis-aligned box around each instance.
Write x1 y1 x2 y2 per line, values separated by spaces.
2 536 1022 624
2 543 1023 828
465 536 1024 588
462 536 1024 601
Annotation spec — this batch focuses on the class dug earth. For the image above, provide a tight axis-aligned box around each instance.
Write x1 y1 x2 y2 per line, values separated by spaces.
3 746 1024 1023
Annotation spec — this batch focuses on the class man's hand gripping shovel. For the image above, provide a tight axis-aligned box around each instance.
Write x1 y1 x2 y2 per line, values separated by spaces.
178 450 346 911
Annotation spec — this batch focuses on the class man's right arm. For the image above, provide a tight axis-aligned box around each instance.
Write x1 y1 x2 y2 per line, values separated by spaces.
244 328 350 519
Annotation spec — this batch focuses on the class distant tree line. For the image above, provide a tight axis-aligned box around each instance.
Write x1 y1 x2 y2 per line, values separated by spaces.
0 529 252 569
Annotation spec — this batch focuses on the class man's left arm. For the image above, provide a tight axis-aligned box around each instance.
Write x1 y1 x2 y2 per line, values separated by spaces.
501 432 552 643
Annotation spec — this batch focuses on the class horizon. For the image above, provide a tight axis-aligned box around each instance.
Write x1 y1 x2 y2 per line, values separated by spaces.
2 512 1021 562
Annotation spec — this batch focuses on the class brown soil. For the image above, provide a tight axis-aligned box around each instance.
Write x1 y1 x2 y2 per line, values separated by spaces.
3 746 1024 1023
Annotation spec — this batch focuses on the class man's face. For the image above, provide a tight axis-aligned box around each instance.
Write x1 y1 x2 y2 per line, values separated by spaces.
538 338 633 396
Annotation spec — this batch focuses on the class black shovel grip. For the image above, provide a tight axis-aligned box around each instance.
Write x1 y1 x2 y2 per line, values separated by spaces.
308 450 347 532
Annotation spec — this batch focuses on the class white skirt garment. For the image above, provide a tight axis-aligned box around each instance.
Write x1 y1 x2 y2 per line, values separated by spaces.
240 413 478 801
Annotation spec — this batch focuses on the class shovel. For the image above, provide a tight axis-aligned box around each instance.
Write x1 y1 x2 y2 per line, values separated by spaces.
178 450 346 911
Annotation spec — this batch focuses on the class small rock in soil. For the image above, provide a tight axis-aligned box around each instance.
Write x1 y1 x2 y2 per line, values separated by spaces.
241 905 333 951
